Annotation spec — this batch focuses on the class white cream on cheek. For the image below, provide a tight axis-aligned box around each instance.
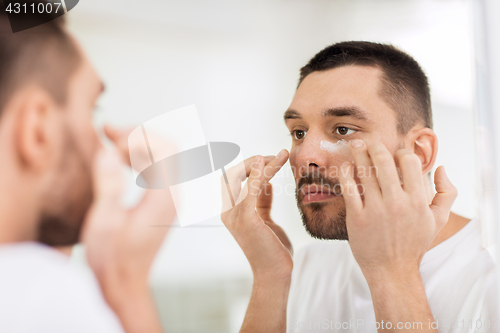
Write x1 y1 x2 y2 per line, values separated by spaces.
319 139 355 165
319 139 352 154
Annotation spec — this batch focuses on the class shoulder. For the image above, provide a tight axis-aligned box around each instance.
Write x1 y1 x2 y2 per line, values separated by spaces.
0 242 124 333
422 219 496 276
420 220 500 325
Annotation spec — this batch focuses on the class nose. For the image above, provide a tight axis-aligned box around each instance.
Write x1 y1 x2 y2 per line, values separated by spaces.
294 131 330 178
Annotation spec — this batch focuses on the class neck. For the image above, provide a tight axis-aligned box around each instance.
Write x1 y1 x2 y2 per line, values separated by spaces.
0 175 40 244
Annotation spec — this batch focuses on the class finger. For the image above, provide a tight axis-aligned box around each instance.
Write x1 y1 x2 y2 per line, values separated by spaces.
243 148 288 218
256 182 273 220
82 149 124 245
234 180 249 206
245 156 266 207
262 149 289 184
133 160 177 228
226 155 275 183
92 148 124 208
104 126 134 164
104 125 132 142
350 140 381 201
339 162 363 214
429 166 457 229
81 148 124 245
222 155 274 206
367 142 401 198
229 164 255 210
395 149 424 194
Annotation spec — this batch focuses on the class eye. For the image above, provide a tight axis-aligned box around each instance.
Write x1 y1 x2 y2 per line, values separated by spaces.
292 129 307 140
335 126 356 136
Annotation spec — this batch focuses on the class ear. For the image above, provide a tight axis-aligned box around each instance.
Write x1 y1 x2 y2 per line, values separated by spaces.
12 88 61 171
409 127 438 176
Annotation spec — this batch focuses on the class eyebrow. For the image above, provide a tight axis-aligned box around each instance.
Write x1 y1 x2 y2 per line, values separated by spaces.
283 110 302 121
322 107 370 121
284 106 372 123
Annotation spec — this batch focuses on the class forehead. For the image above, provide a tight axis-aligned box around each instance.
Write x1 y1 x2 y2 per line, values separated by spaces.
70 43 102 96
288 65 393 122
75 47 100 84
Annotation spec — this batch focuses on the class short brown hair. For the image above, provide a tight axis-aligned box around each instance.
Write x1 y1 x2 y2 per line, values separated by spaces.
0 0 81 117
299 41 432 134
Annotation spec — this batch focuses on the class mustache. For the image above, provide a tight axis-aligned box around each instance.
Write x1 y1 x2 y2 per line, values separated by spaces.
296 171 342 197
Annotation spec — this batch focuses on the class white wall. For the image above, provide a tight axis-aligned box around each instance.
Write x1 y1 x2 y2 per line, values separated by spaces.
67 0 476 331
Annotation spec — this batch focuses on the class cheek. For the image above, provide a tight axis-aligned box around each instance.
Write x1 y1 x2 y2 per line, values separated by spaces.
69 113 101 163
83 128 101 162
320 140 353 163
289 148 299 179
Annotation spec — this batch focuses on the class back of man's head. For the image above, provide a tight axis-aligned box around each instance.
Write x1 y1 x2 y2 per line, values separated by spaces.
0 2 92 247
0 0 81 117
299 41 432 135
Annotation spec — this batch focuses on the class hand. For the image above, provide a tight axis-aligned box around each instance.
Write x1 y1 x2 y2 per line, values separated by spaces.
81 126 176 333
338 140 457 282
221 151 293 282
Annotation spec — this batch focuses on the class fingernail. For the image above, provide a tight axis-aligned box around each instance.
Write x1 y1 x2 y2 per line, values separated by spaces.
341 161 350 169
277 149 287 158
351 140 364 148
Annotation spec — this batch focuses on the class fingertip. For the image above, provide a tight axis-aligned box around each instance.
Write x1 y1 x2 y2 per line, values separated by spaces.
350 139 365 148
103 125 119 138
434 165 449 183
434 166 458 196
277 149 289 159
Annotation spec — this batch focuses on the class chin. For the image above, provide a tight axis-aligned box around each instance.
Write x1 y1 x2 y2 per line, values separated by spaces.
37 216 84 246
298 199 349 240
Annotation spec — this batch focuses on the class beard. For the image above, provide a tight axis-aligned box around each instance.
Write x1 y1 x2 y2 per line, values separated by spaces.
37 127 93 246
296 170 348 240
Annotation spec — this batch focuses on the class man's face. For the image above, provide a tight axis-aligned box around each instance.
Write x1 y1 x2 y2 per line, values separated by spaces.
285 65 403 240
37 48 104 246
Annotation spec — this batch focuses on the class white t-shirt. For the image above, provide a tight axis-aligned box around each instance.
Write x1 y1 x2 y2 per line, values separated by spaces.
287 219 499 333
0 242 125 333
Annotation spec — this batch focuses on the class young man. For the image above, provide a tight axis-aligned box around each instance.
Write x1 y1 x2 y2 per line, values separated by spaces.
222 42 499 332
0 3 175 333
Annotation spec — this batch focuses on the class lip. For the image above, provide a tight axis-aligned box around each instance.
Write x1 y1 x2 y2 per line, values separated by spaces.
300 184 339 203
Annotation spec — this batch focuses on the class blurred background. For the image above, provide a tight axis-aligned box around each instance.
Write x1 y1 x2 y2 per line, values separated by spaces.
67 0 479 332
